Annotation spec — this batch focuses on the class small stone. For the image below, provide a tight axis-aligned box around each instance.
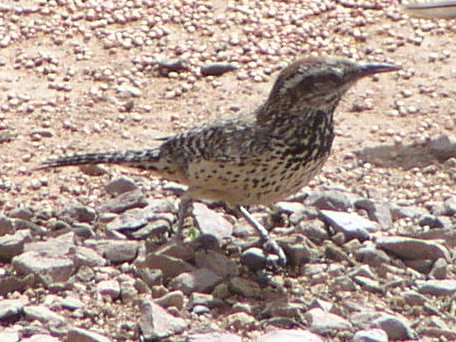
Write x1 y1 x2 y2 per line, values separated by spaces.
116 84 142 98
353 276 384 294
416 279 456 296
0 230 31 262
355 199 393 229
0 298 27 321
61 205 97 223
354 246 391 267
187 331 242 342
401 291 426 306
226 312 256 330
193 203 233 242
320 210 377 241
105 176 138 195
257 329 323 342
192 305 211 315
428 134 456 160
141 254 194 279
372 314 415 340
278 234 316 267
138 299 188 340
429 258 447 279
23 305 65 323
240 247 268 271
154 290 184 310
353 328 388 342
0 215 15 236
99 190 147 214
229 277 262 299
88 240 139 264
96 280 120 299
59 297 84 310
0 274 34 297
74 246 106 268
390 205 428 220
305 308 352 334
200 63 238 77
376 236 450 261
169 268 222 295
67 328 111 342
305 190 357 211
194 250 237 278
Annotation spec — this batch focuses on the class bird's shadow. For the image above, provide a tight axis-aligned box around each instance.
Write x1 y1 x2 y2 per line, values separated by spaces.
356 143 442 169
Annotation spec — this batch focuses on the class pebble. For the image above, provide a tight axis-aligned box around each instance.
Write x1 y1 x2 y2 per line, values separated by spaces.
66 328 111 342
169 268 222 295
372 314 415 340
240 247 268 271
416 279 456 296
23 305 65 323
0 215 15 236
154 290 185 310
96 279 121 299
304 308 352 334
229 277 262 299
88 240 139 264
141 254 194 279
353 328 388 342
401 291 426 306
105 176 138 195
116 84 143 98
0 298 27 321
428 134 456 160
192 203 233 243
305 190 356 211
429 258 447 279
194 250 237 278
319 210 377 241
98 189 147 214
138 299 188 340
0 229 31 262
257 329 323 342
355 199 393 229
376 236 450 261
226 312 256 330
200 63 238 77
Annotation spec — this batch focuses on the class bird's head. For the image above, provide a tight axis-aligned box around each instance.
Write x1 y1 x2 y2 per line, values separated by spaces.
267 57 400 110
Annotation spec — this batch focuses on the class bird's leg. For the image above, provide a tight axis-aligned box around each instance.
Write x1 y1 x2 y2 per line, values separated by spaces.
175 196 192 239
238 205 287 268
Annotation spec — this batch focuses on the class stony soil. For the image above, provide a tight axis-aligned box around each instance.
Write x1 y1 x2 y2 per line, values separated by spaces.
0 1 455 341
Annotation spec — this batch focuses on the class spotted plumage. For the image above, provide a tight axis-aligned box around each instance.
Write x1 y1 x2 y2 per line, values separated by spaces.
41 56 398 267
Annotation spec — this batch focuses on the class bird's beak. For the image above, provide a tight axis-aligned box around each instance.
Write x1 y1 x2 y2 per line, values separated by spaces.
358 62 401 77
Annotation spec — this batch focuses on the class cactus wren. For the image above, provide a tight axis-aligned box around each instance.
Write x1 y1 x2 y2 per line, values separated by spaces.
41 57 399 267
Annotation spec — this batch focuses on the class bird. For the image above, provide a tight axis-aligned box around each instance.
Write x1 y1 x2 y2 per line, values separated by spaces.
39 56 399 268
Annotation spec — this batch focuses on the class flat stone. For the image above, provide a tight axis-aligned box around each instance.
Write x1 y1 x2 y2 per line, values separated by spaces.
0 274 34 297
0 298 27 321
24 232 75 256
105 176 138 195
86 239 139 264
193 203 233 242
273 201 306 215
0 215 15 236
141 254 194 279
0 229 31 262
372 314 415 340
429 258 447 279
416 279 456 296
23 305 65 323
194 250 237 278
67 328 111 342
305 190 357 211
96 280 120 299
428 134 456 160
74 246 106 268
353 276 384 294
229 277 262 299
401 291 426 306
390 205 428 220
200 63 238 76
98 189 147 214
59 297 85 311
138 299 188 340
305 308 352 334
354 246 391 267
0 329 20 342
376 236 450 261
22 334 61 342
117 84 142 97
60 205 97 223
419 214 448 228
257 329 323 342
320 210 377 241
189 293 224 309
12 251 74 284
355 199 393 229
154 290 184 310
226 312 255 330
187 331 242 342
169 268 222 295
353 328 388 342
278 234 318 267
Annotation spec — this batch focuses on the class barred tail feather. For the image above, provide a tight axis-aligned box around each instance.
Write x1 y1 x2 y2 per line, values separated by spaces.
39 148 161 170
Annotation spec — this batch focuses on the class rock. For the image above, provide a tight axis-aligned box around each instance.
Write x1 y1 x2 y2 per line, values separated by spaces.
0 329 20 342
304 308 352 334
9 207 33 220
66 328 111 342
138 299 188 340
262 301 307 318
353 276 384 294
60 205 97 223
309 299 333 312
194 250 237 278
273 201 306 215
278 234 317 267
169 268 222 295
187 331 242 342
98 189 147 214
59 296 85 311
355 199 393 229
401 291 426 306
372 314 415 340
297 219 329 243
24 232 75 256
376 236 450 261
0 215 15 236
141 254 194 279
353 328 388 342
0 274 34 297
96 280 120 299
192 203 233 242
12 251 74 284
229 277 262 299
200 63 238 76
154 290 184 310
156 58 189 72
226 312 256 330
23 305 65 323
416 279 456 296
105 176 138 195
74 246 106 268
22 334 61 342
319 210 378 241
428 134 456 160
0 229 31 262
418 214 447 228
116 84 142 98
390 205 428 220
354 246 391 267
257 329 323 342
87 239 139 264
305 190 357 211
131 219 171 239
0 298 27 321
429 258 447 279
189 293 224 309
240 247 268 271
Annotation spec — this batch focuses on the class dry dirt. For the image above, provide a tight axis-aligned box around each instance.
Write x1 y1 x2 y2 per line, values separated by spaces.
0 0 455 341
